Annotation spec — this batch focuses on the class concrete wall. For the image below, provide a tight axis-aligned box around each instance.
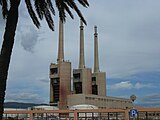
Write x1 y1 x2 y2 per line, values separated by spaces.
92 72 106 96
67 94 132 109
50 61 71 109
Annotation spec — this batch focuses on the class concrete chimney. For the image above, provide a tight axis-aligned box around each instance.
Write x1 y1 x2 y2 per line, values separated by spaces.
94 26 100 72
57 19 64 62
79 20 85 68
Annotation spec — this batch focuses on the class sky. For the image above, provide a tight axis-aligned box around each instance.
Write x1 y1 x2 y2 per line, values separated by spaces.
0 0 160 107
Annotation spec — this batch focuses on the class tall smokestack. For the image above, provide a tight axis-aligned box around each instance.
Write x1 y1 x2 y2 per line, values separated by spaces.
57 19 64 62
79 20 85 68
94 26 100 72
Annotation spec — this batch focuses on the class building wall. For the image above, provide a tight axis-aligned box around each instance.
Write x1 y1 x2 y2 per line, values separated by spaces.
92 72 106 96
50 61 71 109
50 63 58 105
49 20 132 110
82 68 92 94
73 68 92 95
59 62 71 109
67 94 132 109
67 94 86 107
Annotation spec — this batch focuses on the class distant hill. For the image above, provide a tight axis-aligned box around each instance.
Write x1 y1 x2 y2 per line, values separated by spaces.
4 102 48 109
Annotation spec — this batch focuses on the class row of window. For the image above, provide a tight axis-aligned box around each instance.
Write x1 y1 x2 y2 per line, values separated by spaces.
85 97 131 104
98 107 125 109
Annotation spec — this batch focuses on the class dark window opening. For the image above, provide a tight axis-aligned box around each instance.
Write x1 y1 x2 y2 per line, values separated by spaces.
92 85 98 95
92 77 97 85
50 68 58 74
73 73 80 79
74 82 82 94
92 77 96 82
51 78 60 102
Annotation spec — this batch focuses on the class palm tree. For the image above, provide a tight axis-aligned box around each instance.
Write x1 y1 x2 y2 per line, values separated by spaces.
0 0 89 119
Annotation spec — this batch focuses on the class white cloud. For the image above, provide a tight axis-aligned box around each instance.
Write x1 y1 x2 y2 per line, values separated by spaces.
1 0 160 106
108 81 133 90
18 25 39 53
134 82 153 89
108 81 154 90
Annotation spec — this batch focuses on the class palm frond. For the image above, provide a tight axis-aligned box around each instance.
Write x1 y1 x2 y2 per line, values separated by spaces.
34 0 44 20
42 0 54 31
55 0 66 22
25 0 40 28
44 9 54 31
46 0 55 15
25 0 88 30
78 0 89 7
63 3 74 19
64 0 73 9
55 0 88 25
65 0 87 25
1 0 8 19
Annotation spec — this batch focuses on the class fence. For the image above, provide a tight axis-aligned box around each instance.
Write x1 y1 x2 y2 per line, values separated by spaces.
3 108 160 120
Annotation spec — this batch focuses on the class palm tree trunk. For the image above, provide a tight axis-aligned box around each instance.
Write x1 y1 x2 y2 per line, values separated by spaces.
0 0 20 119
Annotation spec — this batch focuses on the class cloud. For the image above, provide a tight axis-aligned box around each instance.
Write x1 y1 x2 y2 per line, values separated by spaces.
5 92 46 103
18 26 39 52
0 3 42 53
141 93 160 102
38 78 49 83
138 93 160 107
134 82 153 89
95 0 160 79
15 2 48 53
108 81 153 90
1 0 160 107
108 81 133 90
0 13 5 25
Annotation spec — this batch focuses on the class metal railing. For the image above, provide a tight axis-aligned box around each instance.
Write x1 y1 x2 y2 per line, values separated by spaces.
3 108 160 120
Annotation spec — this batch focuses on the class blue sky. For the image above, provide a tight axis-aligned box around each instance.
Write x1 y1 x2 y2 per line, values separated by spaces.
0 0 160 107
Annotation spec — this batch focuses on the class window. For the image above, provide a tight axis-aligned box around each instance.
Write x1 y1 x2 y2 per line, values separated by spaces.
73 73 80 79
75 82 82 94
50 68 58 74
85 97 89 99
92 77 96 82
92 85 98 95
51 78 60 102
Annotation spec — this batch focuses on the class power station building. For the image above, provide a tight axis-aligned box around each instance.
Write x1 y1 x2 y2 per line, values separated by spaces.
49 20 132 109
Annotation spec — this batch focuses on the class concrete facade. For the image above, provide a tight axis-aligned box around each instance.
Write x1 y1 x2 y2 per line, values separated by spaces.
73 21 92 95
92 26 107 96
73 68 92 95
67 94 132 109
49 20 71 109
92 72 106 96
50 19 132 109
49 62 71 109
